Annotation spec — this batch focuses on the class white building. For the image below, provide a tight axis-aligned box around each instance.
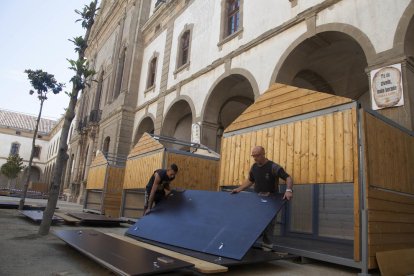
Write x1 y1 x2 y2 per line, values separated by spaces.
0 109 57 189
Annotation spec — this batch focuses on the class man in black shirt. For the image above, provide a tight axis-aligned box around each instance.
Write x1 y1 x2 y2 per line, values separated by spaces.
143 164 179 216
231 146 293 251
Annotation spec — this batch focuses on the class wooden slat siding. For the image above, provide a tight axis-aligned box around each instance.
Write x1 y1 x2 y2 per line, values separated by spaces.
221 109 355 186
128 133 164 158
279 124 287 169
293 121 302 184
249 130 257 173
86 165 106 189
316 116 326 183
325 113 335 183
365 112 414 194
218 138 226 186
351 107 360 262
334 111 344 182
233 135 241 184
89 152 108 167
286 123 295 179
343 109 353 182
300 120 309 183
268 127 275 164
225 84 353 133
166 153 219 191
239 134 247 184
366 188 414 269
123 150 163 189
103 167 125 217
308 118 317 183
228 135 236 185
243 133 252 181
223 135 232 185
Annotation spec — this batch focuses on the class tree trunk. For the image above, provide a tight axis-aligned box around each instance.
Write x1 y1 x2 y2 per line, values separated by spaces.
19 99 44 210
39 1 97 235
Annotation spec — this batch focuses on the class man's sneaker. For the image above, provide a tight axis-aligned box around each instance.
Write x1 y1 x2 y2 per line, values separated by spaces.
262 242 273 252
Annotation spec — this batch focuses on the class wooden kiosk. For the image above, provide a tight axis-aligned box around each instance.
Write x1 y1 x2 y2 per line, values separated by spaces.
219 83 414 273
121 133 220 219
84 152 126 217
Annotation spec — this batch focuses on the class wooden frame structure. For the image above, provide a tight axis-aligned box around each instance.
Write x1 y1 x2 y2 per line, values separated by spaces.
121 133 220 219
219 83 414 273
84 152 126 217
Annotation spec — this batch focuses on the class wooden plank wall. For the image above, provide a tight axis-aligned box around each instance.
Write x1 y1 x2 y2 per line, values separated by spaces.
29 182 48 193
219 108 356 186
363 111 414 269
128 132 164 158
364 112 414 194
226 83 353 133
86 164 106 190
366 188 414 269
166 152 219 191
123 150 164 189
103 166 125 217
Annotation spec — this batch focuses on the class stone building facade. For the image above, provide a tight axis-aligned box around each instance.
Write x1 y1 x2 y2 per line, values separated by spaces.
65 0 414 201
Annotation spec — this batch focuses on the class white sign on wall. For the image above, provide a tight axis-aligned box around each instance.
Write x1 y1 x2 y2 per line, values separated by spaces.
370 63 404 110
191 123 201 144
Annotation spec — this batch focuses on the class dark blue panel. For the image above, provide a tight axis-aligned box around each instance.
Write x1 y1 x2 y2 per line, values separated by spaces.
126 190 285 260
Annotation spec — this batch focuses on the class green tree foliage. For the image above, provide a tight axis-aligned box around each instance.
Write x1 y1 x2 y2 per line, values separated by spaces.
1 154 25 189
19 70 63 210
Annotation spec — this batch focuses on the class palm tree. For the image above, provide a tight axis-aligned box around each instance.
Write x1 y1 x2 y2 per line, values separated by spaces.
19 70 63 210
39 0 98 235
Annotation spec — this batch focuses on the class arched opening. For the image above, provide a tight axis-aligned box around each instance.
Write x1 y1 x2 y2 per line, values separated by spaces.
134 117 155 145
202 74 255 152
276 32 369 107
161 100 193 151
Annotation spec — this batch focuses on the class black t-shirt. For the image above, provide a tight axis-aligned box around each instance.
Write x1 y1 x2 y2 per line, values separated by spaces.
145 169 172 198
249 161 289 193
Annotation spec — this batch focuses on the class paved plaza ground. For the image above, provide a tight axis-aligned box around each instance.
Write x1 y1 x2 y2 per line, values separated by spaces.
0 196 374 276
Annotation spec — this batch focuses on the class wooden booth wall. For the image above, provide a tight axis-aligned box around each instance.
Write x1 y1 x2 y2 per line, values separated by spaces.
219 107 357 186
165 151 219 191
124 133 220 191
363 111 414 269
121 133 220 218
85 153 125 217
219 83 361 262
103 166 125 217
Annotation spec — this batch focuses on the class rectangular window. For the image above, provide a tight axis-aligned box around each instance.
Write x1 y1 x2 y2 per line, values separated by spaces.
227 0 240 36
10 143 20 155
147 57 157 88
180 31 190 66
33 146 41 159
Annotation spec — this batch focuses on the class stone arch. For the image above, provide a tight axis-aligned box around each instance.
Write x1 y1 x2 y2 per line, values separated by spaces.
271 24 375 106
133 115 155 145
393 1 414 56
271 23 376 87
161 97 195 150
200 69 257 152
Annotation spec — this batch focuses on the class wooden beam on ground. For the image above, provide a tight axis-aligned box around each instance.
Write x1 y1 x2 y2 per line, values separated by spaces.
106 233 228 274
54 212 81 224
376 248 414 276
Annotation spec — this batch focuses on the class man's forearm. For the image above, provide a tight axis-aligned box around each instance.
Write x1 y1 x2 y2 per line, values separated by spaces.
286 177 293 189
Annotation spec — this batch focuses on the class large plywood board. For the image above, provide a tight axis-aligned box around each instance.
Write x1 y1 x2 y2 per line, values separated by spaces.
126 190 285 260
54 229 193 276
